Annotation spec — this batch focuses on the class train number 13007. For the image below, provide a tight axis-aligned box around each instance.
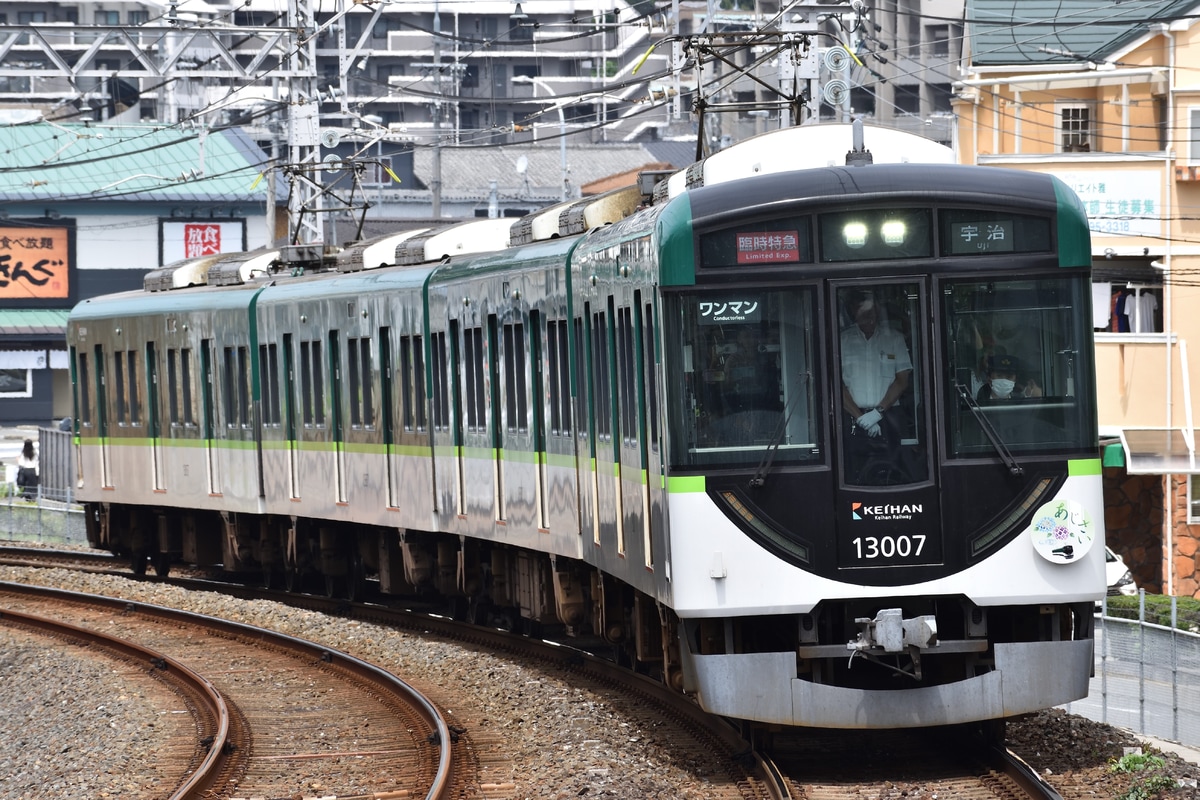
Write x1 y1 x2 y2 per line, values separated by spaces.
850 534 927 560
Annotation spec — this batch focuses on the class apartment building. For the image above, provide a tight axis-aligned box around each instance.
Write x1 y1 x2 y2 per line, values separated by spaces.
956 0 1200 597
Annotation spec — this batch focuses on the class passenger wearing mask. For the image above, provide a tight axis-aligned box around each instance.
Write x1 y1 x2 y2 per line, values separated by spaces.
977 354 1041 402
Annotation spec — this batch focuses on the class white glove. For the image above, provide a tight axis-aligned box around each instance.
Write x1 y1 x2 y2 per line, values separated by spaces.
856 408 883 437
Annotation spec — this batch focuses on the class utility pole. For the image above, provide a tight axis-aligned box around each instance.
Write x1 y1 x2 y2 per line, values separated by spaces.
431 0 443 219
286 0 324 252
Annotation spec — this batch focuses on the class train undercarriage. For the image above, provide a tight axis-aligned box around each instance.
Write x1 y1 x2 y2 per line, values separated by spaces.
84 501 687 691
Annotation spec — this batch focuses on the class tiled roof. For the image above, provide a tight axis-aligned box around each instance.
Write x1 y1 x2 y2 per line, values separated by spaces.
0 309 69 337
0 122 276 204
966 0 1199 66
412 142 694 201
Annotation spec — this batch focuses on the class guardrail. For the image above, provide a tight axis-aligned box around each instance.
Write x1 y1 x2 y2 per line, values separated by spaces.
1065 595 1200 749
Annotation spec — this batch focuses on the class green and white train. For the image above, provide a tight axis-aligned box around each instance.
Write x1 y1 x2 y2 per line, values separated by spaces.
68 124 1106 729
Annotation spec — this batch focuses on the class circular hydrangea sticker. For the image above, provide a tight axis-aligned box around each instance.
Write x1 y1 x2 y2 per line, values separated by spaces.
1030 500 1095 563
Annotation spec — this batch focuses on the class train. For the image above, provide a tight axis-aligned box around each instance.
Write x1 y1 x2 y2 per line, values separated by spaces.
67 123 1106 730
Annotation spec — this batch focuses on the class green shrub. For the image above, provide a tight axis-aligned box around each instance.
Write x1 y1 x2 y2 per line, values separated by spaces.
1104 594 1200 633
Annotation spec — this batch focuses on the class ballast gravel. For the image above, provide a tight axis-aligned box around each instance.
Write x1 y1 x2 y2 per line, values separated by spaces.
0 563 1197 799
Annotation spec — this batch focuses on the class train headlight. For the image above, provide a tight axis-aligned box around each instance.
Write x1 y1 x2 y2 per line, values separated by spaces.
842 221 868 248
881 220 907 246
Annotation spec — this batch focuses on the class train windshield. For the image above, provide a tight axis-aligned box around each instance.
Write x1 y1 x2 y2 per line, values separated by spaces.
943 274 1097 456
664 288 821 468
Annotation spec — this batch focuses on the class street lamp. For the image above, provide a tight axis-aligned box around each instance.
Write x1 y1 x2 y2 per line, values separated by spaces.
512 74 569 202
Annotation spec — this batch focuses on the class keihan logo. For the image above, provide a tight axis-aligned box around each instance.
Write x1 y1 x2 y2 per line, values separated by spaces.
852 501 923 521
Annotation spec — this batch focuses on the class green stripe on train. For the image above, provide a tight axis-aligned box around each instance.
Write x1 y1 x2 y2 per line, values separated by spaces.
667 475 706 493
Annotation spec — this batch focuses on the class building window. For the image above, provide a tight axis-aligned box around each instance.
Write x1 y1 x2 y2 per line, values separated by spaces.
0 368 31 398
1190 476 1200 523
1189 108 1200 164
96 10 119 25
1061 106 1092 152
926 25 950 57
894 86 921 115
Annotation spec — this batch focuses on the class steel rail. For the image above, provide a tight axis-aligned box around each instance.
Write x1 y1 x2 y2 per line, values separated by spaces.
0 581 456 800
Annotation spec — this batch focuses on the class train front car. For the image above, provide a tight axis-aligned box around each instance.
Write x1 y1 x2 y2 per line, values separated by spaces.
657 162 1104 729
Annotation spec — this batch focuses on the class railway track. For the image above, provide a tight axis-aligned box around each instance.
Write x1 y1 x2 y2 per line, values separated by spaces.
0 546 1066 799
755 726 1062 800
0 580 459 799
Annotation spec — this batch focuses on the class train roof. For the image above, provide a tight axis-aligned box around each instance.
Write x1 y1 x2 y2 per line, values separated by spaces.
660 123 956 200
69 279 264 322
685 162 1070 223
116 125 1055 301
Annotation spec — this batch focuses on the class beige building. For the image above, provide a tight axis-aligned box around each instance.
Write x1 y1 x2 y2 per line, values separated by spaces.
954 0 1200 596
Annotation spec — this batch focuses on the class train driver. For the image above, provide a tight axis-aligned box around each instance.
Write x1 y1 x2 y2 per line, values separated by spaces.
839 289 917 484
840 290 912 441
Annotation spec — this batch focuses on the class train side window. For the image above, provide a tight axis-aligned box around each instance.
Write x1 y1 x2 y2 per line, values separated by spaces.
412 335 426 430
503 322 528 433
643 300 659 446
222 346 250 428
547 319 571 436
592 307 612 441
400 334 415 431
168 348 180 426
430 331 450 431
181 347 194 426
259 343 281 427
573 317 587 443
300 339 326 428
114 350 127 424
126 350 141 426
222 347 235 426
347 336 373 429
78 352 92 427
617 306 636 445
464 326 486 433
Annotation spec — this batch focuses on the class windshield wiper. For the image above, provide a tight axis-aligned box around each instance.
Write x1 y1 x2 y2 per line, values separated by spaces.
749 372 809 488
955 382 1024 476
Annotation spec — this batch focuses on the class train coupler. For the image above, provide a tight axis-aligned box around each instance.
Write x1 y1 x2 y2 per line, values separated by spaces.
849 608 938 654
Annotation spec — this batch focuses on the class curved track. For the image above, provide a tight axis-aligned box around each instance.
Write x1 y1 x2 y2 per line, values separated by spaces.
0 580 459 799
0 547 1066 799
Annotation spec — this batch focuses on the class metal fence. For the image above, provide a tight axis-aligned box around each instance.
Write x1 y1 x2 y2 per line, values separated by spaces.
1 426 86 544
0 495 87 545
1064 595 1200 749
34 426 75 505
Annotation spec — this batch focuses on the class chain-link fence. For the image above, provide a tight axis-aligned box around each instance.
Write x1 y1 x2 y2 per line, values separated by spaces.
1064 595 1200 748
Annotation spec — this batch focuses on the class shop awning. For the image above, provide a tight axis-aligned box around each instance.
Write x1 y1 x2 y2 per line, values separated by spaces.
1116 428 1200 474
0 309 69 337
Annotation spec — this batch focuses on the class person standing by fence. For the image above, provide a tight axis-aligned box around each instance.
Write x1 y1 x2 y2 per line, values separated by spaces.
16 439 38 500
